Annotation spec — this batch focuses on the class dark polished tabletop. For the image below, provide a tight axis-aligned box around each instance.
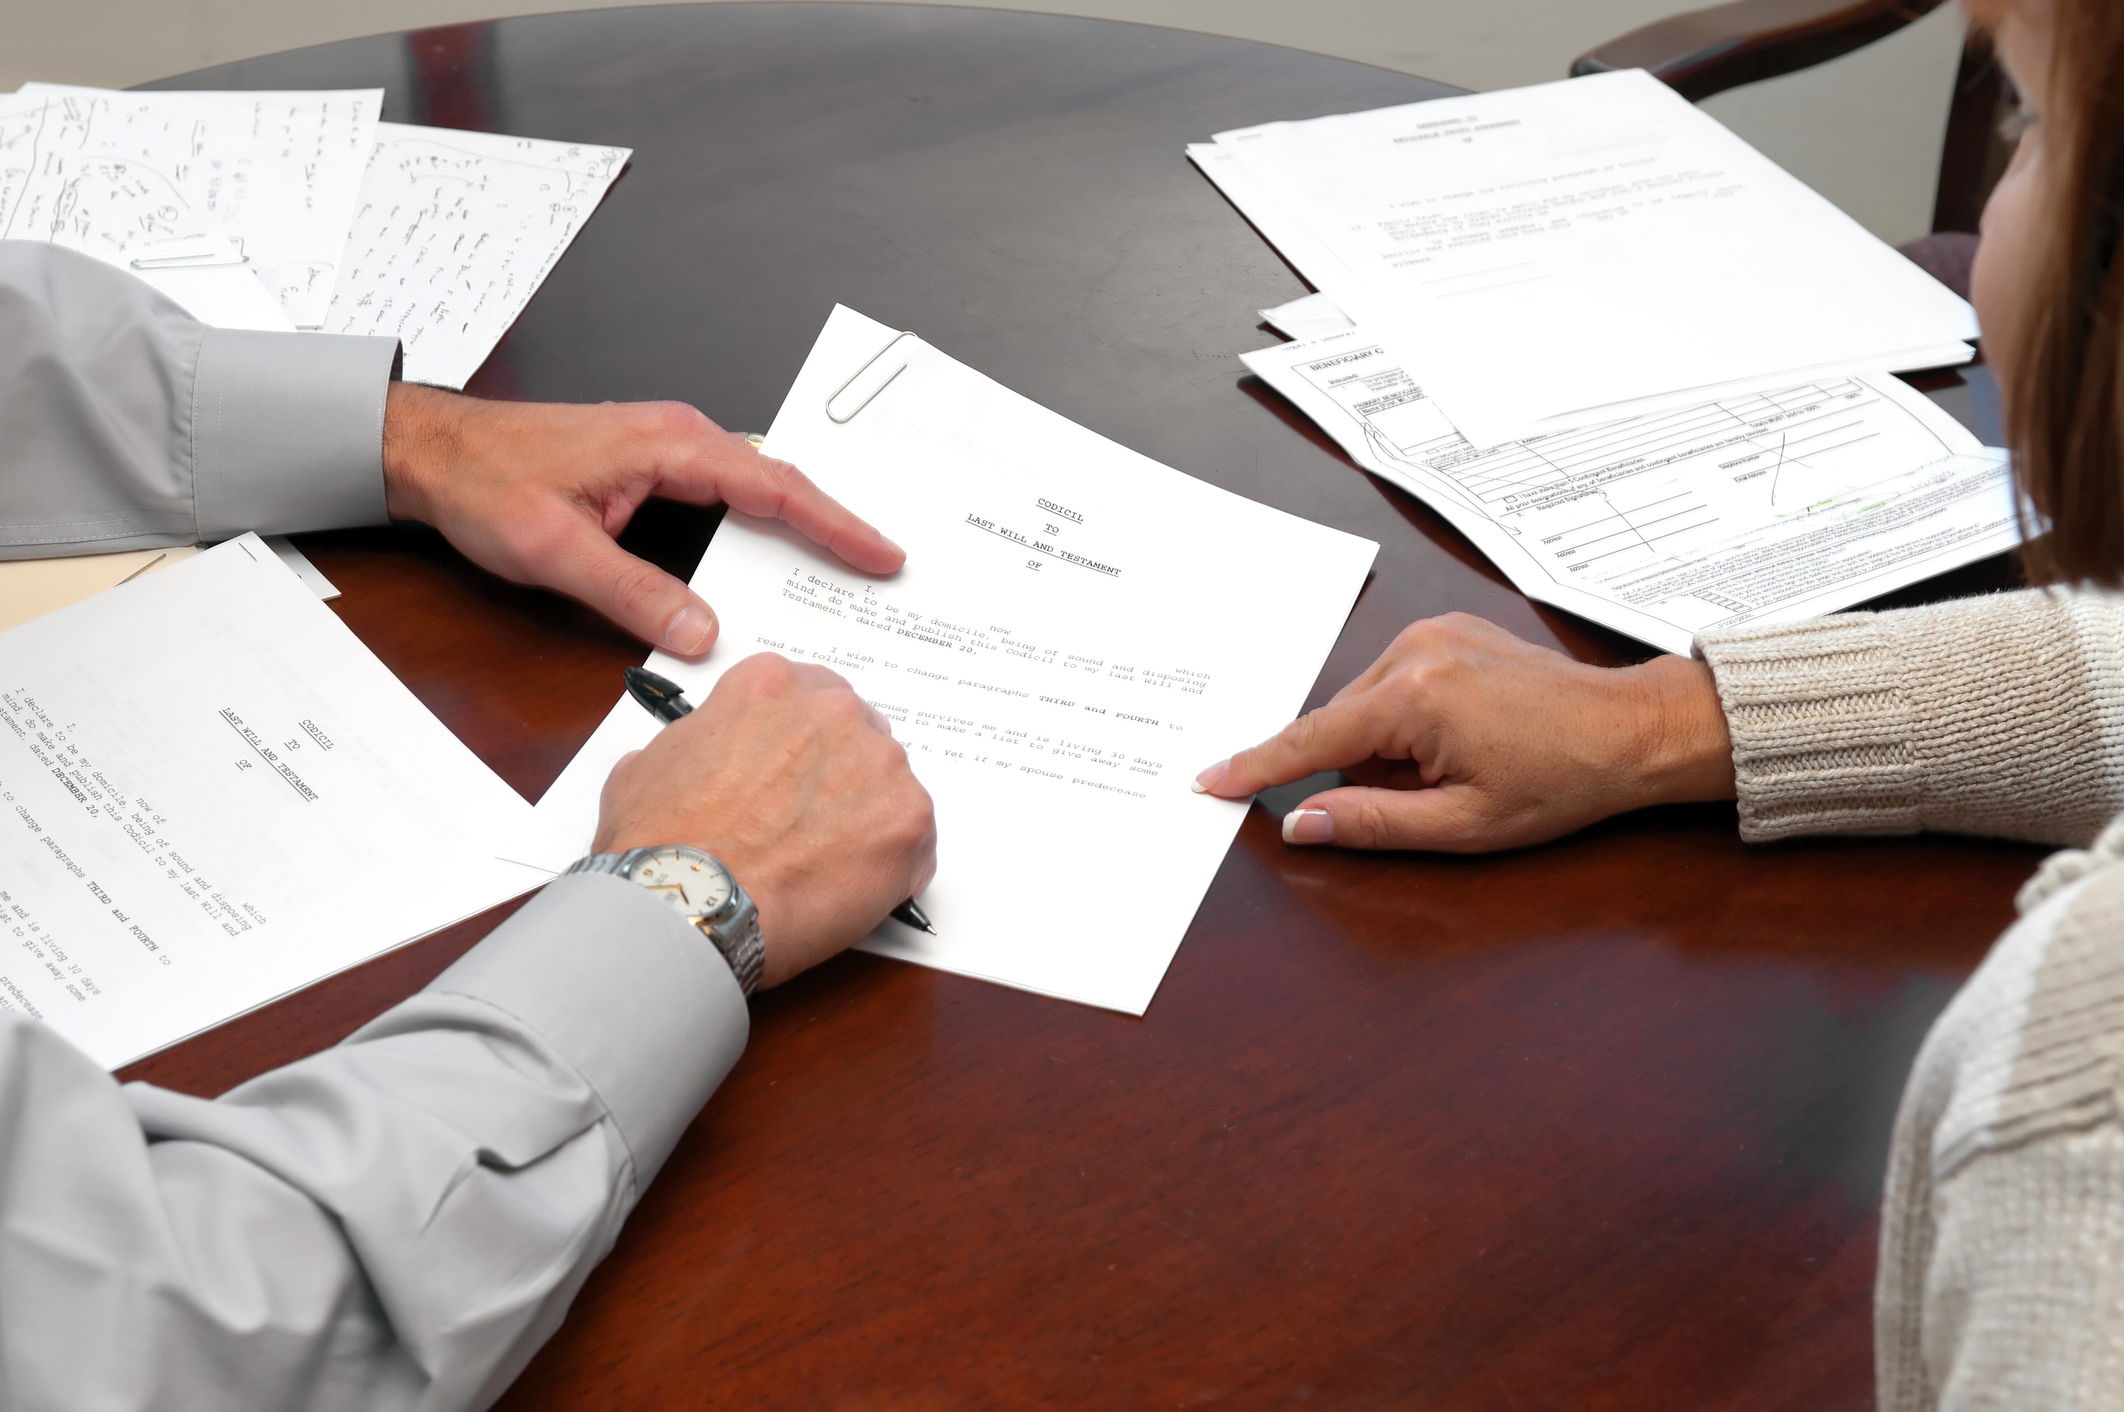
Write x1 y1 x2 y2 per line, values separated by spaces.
129 6 2038 1407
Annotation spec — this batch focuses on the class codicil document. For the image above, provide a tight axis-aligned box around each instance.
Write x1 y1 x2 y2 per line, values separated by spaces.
536 305 1378 1014
6 83 382 328
1244 328 2019 653
322 122 631 388
0 535 562 1069
1210 70 1979 447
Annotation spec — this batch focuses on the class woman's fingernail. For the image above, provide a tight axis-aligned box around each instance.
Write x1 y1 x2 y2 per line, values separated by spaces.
665 604 716 656
1192 759 1229 794
1283 808 1336 845
881 535 906 558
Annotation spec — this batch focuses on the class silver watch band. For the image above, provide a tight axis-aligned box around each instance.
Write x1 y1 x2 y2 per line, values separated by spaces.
564 851 636 879
713 909 766 996
564 848 765 996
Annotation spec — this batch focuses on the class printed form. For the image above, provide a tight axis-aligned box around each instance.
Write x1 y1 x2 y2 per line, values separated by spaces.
323 123 631 388
0 536 561 1069
6 83 381 328
538 306 1377 1014
1244 329 2018 653
1211 70 1979 446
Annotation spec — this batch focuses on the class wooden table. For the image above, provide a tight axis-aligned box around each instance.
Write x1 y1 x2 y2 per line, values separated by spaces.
131 7 2039 1406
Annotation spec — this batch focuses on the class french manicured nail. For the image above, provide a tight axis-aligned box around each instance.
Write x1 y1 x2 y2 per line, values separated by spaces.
665 604 716 656
1192 759 1229 794
1283 808 1336 845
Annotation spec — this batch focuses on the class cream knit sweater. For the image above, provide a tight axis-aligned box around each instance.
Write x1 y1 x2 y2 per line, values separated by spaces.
1699 587 2124 1411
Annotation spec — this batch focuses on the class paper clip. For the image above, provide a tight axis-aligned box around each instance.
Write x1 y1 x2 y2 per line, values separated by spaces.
130 252 250 269
826 330 917 424
129 234 251 270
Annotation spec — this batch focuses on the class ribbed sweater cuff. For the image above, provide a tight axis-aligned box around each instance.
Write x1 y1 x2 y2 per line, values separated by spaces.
1697 616 1922 843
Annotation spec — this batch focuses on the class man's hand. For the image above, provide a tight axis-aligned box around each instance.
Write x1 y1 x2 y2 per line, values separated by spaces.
382 384 903 657
1191 613 1735 853
593 654 936 987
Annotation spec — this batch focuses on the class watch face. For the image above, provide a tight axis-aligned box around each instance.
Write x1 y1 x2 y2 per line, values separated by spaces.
631 847 733 918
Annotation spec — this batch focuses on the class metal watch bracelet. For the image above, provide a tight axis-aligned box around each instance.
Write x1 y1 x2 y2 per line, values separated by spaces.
564 847 765 996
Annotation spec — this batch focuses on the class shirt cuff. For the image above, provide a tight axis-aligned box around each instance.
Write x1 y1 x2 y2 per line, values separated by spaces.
421 873 749 1190
190 329 398 541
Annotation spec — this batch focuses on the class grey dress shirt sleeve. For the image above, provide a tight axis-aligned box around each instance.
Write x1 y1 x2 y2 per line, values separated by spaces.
0 241 398 558
0 873 750 1411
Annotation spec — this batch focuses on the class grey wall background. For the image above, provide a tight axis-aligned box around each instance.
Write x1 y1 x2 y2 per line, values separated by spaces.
0 0 1971 244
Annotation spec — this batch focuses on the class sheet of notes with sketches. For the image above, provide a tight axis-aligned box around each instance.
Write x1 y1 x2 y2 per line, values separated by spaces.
322 123 631 388
4 83 380 328
0 535 566 1069
4 85 628 381
537 305 1378 1015
1244 329 2018 654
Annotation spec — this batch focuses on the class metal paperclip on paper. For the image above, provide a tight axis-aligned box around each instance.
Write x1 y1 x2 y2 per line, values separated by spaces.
825 330 918 423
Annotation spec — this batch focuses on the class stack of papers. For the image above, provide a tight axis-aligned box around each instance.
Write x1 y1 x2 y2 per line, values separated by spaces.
0 83 628 388
1193 69 1976 446
1195 70 2018 650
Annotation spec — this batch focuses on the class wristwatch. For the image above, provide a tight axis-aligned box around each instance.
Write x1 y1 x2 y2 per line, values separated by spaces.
565 845 765 996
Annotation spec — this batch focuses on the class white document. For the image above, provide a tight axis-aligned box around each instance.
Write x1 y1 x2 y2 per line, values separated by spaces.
1211 70 1978 446
1244 329 2019 653
1188 142 1368 307
260 535 340 600
537 306 1377 1014
1192 133 1966 448
6 84 382 328
1260 292 1354 341
0 535 560 1069
322 122 631 389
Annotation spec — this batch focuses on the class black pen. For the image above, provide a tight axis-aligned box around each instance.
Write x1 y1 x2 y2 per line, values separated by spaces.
622 666 939 935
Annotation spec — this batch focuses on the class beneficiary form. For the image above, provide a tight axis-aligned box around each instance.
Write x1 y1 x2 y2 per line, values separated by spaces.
538 306 1378 1014
0 536 558 1068
1244 330 2017 653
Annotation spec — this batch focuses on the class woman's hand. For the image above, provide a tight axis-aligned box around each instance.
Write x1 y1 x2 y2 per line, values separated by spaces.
1192 613 1736 852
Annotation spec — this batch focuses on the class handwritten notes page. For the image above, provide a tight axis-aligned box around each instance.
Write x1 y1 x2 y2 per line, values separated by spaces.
5 83 381 328
322 123 631 388
1244 329 2018 653
537 306 1377 1015
1208 70 1977 446
0 535 561 1069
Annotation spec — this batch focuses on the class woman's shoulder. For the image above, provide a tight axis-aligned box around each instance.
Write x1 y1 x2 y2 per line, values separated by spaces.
1911 819 2124 1182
